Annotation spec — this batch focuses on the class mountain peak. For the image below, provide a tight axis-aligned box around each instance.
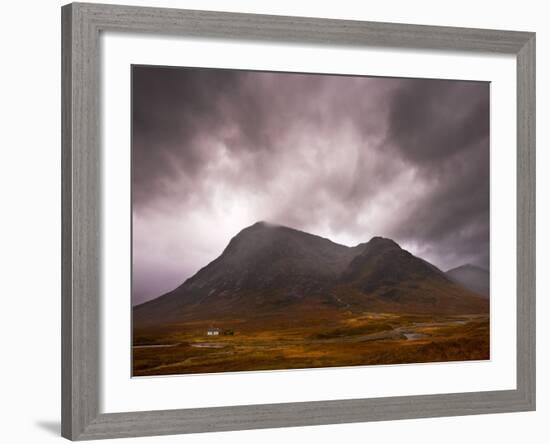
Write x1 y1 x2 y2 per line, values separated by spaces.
447 263 488 273
251 220 279 228
445 264 489 298
227 221 282 242
134 224 489 325
238 220 287 235
363 236 401 252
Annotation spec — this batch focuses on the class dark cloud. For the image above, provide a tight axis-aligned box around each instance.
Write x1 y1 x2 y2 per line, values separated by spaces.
132 67 244 205
132 66 490 305
383 79 489 270
386 79 489 164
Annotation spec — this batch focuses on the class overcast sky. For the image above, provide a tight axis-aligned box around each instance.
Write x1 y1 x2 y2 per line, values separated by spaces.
132 66 489 305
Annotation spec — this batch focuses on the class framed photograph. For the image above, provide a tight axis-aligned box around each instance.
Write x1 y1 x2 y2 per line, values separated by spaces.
62 2 535 440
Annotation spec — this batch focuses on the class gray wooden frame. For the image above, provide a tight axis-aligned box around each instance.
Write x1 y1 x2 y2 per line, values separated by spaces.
61 2 536 440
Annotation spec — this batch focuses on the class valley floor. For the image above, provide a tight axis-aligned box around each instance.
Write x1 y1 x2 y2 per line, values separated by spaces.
132 313 489 376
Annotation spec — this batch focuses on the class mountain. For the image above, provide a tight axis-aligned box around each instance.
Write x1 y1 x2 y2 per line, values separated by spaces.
336 237 486 313
134 222 488 326
446 264 490 298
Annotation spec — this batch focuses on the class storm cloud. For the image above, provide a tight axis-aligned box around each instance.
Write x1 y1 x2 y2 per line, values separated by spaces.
132 66 490 305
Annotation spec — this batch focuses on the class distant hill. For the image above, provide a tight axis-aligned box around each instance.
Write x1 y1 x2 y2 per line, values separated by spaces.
446 264 490 298
134 222 489 327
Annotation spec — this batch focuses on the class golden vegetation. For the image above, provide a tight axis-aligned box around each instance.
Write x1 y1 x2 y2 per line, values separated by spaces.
133 312 489 376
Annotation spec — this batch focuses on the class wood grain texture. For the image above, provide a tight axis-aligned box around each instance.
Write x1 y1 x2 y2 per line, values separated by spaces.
516 34 536 409
62 3 101 439
61 4 73 438
76 390 533 440
61 2 536 440
75 2 532 52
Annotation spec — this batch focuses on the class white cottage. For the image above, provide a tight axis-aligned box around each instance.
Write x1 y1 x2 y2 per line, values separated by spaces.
206 327 221 336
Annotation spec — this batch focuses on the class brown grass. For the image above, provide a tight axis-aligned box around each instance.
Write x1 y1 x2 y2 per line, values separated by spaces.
132 313 489 376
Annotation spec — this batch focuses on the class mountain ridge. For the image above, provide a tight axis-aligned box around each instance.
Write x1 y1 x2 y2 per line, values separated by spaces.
446 264 490 298
134 222 488 325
